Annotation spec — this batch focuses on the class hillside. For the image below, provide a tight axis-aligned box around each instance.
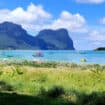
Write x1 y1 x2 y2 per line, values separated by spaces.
36 29 74 50
0 22 75 50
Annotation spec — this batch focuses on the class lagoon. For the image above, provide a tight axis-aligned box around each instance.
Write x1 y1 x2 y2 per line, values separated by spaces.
0 50 105 64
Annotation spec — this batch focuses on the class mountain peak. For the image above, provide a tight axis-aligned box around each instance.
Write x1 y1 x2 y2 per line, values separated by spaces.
56 28 68 32
38 28 68 33
0 21 27 37
0 21 22 28
1 21 16 25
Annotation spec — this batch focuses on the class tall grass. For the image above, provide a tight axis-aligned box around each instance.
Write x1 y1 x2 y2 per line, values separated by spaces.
0 62 105 105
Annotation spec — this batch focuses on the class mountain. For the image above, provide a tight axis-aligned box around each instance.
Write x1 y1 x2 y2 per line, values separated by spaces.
36 29 75 50
0 22 46 49
0 21 75 50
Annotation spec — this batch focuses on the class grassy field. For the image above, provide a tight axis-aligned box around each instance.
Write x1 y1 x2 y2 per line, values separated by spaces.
0 61 105 105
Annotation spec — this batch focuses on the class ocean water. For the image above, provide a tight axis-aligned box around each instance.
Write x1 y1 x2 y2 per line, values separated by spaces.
0 50 105 64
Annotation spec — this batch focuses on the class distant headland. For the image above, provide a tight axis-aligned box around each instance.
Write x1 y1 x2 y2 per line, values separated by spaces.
94 47 105 51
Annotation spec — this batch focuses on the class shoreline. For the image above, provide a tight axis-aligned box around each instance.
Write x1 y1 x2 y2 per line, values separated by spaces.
0 59 105 67
0 50 105 64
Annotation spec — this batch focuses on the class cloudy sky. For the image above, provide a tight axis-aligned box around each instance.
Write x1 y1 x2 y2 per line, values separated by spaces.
0 0 105 50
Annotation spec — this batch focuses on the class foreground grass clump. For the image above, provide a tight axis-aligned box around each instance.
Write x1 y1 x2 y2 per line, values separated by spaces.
40 86 65 98
0 81 13 91
0 62 105 105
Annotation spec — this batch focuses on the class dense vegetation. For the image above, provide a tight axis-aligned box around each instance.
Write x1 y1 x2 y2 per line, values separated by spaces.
0 61 105 105
0 22 74 50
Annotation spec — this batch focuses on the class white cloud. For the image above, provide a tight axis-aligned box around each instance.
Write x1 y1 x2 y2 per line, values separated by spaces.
42 11 87 33
76 0 105 4
100 17 105 24
88 30 105 41
0 3 52 33
0 3 87 34
93 41 103 45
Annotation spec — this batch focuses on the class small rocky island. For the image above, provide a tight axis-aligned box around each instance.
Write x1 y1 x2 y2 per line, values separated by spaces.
94 47 105 51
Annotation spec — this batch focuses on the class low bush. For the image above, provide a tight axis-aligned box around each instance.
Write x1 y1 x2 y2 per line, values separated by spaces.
80 92 105 105
40 86 65 98
0 81 13 91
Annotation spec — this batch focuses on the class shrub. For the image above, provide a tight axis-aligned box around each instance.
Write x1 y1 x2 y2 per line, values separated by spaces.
91 64 103 75
15 66 24 75
47 86 65 98
39 87 46 96
39 86 65 98
81 92 105 105
38 75 47 83
0 71 3 75
0 81 13 91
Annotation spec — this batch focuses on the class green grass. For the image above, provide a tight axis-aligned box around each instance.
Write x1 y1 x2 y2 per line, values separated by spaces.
0 61 105 105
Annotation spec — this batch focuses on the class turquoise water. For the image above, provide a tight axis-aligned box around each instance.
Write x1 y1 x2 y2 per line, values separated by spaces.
0 50 105 64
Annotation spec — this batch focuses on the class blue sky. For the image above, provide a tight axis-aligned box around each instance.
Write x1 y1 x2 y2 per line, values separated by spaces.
0 0 105 50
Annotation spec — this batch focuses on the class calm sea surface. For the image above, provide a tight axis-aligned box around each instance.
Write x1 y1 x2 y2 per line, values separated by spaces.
0 50 105 64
